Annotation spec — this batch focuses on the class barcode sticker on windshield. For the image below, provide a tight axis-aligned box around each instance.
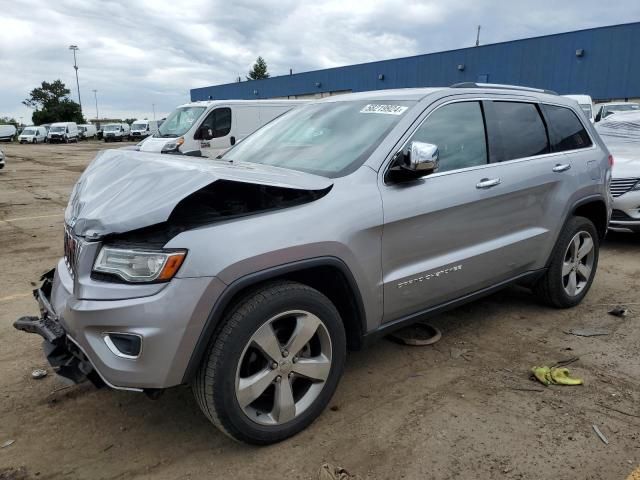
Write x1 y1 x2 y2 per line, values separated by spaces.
360 104 408 115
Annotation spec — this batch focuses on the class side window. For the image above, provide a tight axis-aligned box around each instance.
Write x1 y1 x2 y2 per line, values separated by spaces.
201 108 232 138
493 102 549 161
541 104 592 151
409 101 488 173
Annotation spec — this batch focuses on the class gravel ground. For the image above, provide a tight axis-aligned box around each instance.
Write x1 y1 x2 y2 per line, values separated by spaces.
0 142 638 480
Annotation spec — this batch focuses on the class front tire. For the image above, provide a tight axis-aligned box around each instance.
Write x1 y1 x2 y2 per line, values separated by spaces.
193 281 346 444
535 216 599 308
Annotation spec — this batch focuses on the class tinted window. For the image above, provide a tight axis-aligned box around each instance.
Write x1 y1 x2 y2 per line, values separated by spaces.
409 102 487 172
493 102 549 161
201 107 232 138
542 104 592 151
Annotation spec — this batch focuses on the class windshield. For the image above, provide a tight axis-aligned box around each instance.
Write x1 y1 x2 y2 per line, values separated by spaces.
156 106 206 138
223 100 415 177
78 126 86 132
22 129 36 135
131 123 146 130
104 125 121 131
605 104 640 115
579 104 592 117
50 126 65 132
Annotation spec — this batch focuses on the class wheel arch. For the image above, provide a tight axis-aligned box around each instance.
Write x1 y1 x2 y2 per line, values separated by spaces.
181 257 366 383
571 195 609 241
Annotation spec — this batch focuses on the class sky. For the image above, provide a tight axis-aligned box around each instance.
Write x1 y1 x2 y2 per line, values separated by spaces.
1 0 639 124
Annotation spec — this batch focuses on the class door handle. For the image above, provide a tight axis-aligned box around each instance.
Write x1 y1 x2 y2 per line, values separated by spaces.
552 164 571 173
476 177 501 189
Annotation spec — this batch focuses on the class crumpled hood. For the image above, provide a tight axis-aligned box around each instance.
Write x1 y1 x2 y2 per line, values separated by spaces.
65 149 332 238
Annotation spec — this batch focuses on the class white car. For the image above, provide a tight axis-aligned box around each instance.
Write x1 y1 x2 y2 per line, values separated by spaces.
139 100 308 158
103 123 130 142
0 124 17 142
564 94 594 123
18 126 47 144
596 111 640 233
594 102 640 122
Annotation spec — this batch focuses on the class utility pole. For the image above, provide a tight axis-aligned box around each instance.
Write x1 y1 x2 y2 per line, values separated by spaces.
152 103 156 121
92 89 99 120
475 25 481 47
69 45 82 113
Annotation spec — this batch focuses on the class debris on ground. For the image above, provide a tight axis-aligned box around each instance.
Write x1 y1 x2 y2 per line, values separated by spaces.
609 306 629 318
592 425 609 445
31 368 48 379
564 328 610 337
388 322 442 346
531 366 584 386
318 463 359 480
1 439 15 449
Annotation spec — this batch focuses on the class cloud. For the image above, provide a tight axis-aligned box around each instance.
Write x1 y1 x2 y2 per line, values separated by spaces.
1 0 639 123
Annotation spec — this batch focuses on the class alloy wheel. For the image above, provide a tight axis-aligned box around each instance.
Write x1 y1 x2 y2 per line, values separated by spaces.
562 231 595 297
235 310 332 426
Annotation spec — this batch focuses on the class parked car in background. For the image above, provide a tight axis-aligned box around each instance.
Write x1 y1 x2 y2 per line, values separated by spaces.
596 111 640 233
18 126 47 144
103 123 130 142
0 149 5 169
129 119 159 140
564 94 594 123
594 102 640 122
47 122 79 143
0 124 17 142
78 124 98 140
138 100 307 158
14 85 611 445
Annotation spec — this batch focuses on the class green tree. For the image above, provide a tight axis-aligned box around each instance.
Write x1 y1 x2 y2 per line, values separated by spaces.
124 118 137 125
247 56 270 80
22 80 84 124
0 116 18 126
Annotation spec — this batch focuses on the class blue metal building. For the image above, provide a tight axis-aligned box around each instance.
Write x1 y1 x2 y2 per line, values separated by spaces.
191 22 640 102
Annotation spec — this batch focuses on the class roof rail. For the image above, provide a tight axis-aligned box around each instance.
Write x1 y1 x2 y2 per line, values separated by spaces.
450 82 558 95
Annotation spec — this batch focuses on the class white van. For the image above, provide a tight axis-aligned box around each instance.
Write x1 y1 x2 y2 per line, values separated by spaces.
47 122 79 143
0 124 17 142
18 126 47 144
129 119 159 140
103 123 131 142
138 100 307 158
78 124 97 140
563 94 594 123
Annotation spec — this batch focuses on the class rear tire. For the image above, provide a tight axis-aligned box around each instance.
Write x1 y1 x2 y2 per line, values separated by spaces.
193 281 346 444
535 216 599 308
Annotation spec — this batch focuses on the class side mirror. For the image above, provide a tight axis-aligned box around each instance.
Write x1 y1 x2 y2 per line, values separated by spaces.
195 126 213 140
401 141 439 173
230 136 236 146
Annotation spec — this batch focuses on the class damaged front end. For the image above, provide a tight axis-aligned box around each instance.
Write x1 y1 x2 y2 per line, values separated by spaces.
14 269 104 387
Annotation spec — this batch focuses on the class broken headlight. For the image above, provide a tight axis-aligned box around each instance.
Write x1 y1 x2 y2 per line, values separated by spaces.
93 247 186 283
161 136 184 154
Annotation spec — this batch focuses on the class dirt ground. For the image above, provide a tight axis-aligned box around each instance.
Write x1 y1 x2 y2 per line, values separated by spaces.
0 142 639 480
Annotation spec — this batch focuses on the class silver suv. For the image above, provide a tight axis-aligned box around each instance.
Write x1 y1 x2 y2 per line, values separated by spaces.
16 84 612 444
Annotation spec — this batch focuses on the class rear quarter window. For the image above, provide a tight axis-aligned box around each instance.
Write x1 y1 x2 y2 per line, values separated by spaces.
541 104 592 152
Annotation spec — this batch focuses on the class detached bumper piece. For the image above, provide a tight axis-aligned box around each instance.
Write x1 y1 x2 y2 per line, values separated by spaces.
13 269 104 387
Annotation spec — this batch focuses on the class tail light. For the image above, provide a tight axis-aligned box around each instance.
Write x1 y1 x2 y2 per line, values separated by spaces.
608 154 614 167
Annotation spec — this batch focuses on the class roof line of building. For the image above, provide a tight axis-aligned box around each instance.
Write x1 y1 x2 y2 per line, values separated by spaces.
193 20 640 92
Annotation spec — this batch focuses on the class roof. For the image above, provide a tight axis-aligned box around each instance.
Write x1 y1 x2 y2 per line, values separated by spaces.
178 99 309 108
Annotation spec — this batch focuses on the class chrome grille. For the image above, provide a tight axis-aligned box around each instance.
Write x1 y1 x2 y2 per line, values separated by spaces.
63 226 79 279
610 177 639 198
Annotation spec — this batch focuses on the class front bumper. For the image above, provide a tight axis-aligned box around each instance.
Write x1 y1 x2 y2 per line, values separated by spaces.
610 190 640 233
15 262 226 390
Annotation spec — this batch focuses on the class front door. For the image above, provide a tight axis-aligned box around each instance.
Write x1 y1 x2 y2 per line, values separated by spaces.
380 99 554 322
199 107 233 158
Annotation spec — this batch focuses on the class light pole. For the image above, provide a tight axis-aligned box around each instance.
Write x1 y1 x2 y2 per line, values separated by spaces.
93 89 99 120
69 45 82 113
152 103 156 121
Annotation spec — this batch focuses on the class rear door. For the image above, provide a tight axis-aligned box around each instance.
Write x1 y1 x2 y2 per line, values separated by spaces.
380 97 561 322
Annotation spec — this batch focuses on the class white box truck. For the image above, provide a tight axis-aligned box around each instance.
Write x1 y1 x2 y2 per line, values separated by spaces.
138 100 307 158
47 122 79 143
